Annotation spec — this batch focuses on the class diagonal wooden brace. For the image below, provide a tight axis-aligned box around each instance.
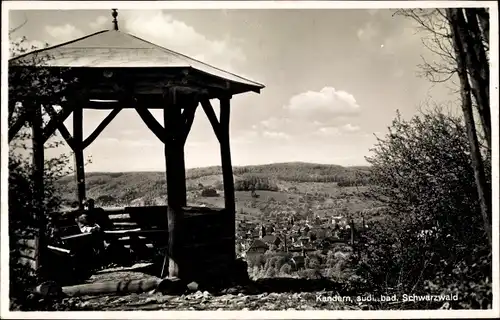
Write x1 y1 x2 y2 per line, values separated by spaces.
82 108 122 149
44 104 76 151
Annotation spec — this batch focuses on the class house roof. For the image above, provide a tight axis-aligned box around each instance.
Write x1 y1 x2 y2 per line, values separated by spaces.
262 235 280 244
248 239 269 250
10 29 264 93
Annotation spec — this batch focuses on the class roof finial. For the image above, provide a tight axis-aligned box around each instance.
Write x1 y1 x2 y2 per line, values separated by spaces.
112 9 119 31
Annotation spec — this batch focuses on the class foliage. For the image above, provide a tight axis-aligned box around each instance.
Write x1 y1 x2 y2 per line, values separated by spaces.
9 36 73 310
235 174 279 191
358 108 491 308
201 187 219 197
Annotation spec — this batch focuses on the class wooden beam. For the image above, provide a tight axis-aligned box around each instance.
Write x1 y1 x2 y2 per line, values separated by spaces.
135 108 166 144
44 105 76 151
42 102 75 144
163 87 187 205
8 110 30 142
31 103 44 272
60 278 163 297
163 87 187 279
200 98 221 142
82 108 122 149
181 100 199 145
73 103 86 209
218 96 236 262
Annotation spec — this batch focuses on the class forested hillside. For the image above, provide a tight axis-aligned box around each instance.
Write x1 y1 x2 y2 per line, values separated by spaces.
56 162 371 205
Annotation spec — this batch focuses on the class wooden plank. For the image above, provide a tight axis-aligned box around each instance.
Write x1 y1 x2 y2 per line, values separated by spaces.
107 215 131 222
20 247 38 259
117 235 148 241
73 103 86 208
47 245 72 255
124 243 154 249
112 222 139 227
61 232 92 241
82 107 122 149
17 238 37 248
104 228 142 235
102 207 127 213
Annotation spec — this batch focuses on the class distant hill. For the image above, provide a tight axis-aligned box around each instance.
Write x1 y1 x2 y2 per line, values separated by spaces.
56 162 371 206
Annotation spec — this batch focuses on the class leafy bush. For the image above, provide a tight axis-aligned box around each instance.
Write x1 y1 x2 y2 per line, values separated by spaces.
9 36 74 310
359 108 491 308
201 187 219 197
279 263 292 275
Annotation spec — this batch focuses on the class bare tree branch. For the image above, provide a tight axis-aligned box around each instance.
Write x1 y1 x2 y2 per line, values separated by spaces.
9 15 28 35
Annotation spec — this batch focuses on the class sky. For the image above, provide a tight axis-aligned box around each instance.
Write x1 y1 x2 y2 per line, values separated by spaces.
8 7 459 171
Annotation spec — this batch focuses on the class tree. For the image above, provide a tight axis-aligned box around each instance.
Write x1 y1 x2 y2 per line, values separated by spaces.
445 8 491 245
395 8 491 245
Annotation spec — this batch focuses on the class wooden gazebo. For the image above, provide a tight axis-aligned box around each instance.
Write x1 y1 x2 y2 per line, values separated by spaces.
9 11 264 283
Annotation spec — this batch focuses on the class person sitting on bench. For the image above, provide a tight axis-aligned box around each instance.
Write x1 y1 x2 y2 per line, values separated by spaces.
75 202 99 234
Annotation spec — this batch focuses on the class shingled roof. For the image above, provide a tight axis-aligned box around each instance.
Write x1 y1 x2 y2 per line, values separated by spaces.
10 29 264 92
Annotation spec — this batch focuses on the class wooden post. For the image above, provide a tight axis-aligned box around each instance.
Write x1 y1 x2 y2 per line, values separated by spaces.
73 104 86 209
163 87 187 279
219 96 236 261
32 103 45 272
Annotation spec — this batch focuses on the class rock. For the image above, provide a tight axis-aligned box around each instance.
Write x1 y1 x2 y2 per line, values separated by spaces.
202 291 211 298
35 281 62 297
237 293 244 297
224 287 239 294
242 307 249 311
186 281 199 292
157 277 185 295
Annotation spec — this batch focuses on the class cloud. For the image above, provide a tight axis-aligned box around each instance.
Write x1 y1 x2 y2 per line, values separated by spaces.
260 117 293 131
357 21 379 41
45 24 84 42
232 130 259 145
284 87 361 121
315 124 361 137
249 87 364 142
89 16 109 30
262 131 291 140
120 10 246 72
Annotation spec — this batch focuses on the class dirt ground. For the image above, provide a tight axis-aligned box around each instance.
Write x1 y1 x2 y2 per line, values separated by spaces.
54 264 362 311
